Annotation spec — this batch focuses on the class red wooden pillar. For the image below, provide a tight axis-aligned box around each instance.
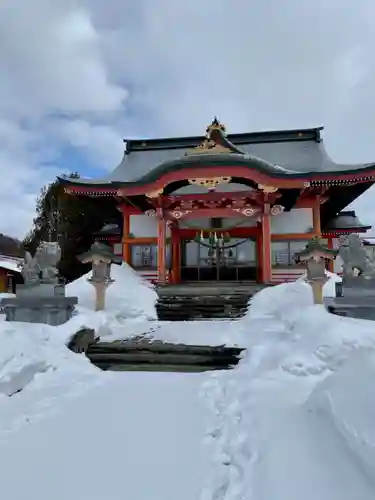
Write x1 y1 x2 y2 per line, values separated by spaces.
121 205 131 264
260 205 272 283
312 197 322 236
171 226 181 284
327 237 334 273
157 217 167 284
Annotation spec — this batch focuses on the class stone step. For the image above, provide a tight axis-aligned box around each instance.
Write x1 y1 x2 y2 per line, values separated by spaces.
94 363 233 373
156 297 249 320
85 341 244 372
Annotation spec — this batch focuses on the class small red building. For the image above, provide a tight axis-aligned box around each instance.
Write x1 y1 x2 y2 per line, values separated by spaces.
59 119 374 285
0 255 23 293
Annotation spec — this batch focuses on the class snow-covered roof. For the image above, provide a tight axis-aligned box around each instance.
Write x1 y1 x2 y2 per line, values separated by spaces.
0 259 21 273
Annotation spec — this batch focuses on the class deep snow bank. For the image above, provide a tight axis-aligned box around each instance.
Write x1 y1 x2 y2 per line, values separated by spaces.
0 263 159 396
0 320 99 397
247 271 340 321
309 350 375 481
67 262 157 320
201 274 375 500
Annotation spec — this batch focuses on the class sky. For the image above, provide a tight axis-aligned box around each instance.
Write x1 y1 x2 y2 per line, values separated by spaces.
1 0 375 239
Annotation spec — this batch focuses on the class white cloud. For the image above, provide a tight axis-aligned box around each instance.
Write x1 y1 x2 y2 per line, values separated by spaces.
0 0 127 238
1 0 375 239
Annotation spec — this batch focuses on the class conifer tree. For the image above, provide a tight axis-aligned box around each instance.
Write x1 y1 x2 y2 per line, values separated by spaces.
23 173 120 283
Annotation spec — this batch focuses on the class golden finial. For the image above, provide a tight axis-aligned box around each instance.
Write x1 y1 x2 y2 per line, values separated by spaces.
206 117 226 136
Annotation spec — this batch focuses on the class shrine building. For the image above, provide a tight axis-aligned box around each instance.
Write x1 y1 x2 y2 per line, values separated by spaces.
59 119 373 285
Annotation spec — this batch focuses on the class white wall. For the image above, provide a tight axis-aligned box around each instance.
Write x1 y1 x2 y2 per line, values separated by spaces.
113 243 122 256
179 217 211 229
271 208 313 234
129 215 170 237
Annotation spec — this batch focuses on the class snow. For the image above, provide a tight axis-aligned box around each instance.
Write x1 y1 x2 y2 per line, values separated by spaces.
1 270 375 499
201 275 375 500
0 372 210 500
103 319 246 346
66 262 157 320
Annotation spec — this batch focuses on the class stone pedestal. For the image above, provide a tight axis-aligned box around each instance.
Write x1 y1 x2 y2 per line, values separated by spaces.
307 277 328 305
328 276 375 320
1 283 78 326
88 279 113 311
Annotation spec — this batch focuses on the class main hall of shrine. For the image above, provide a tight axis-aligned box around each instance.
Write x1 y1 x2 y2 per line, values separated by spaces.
59 119 373 285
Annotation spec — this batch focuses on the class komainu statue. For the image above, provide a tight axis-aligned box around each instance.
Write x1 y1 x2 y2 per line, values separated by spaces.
35 241 61 284
21 252 41 285
338 234 375 278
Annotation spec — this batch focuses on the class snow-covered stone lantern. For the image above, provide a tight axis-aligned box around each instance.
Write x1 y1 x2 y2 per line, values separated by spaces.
78 241 121 311
294 238 338 305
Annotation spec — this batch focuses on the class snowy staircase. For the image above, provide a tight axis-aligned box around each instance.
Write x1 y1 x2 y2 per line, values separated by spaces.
155 283 264 321
86 340 244 372
69 329 244 372
156 294 249 321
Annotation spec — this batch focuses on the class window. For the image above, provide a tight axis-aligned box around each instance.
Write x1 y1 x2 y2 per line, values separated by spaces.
130 245 157 268
211 218 223 229
130 244 172 269
271 240 309 267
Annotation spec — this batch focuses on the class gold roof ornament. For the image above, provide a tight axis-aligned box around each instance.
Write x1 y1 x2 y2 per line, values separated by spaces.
205 117 227 136
188 176 231 191
185 117 238 156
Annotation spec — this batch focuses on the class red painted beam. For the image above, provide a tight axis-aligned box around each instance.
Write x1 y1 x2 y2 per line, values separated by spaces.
166 207 261 220
164 190 257 204
116 166 308 196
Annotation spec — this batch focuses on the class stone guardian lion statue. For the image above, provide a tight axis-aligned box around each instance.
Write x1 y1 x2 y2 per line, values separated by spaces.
338 234 375 279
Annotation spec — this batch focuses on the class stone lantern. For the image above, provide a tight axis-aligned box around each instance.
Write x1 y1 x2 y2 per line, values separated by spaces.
294 238 338 304
78 241 121 311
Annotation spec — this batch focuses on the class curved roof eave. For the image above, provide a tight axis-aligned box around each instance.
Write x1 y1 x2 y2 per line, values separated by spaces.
57 175 113 186
57 154 375 190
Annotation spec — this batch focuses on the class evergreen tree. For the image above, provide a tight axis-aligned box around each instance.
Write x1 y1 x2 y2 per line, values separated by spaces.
23 173 121 283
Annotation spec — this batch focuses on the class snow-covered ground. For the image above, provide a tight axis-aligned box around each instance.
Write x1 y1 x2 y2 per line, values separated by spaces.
1 267 375 499
202 278 375 500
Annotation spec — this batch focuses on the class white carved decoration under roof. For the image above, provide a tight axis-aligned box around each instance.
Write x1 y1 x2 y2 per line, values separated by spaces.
188 176 231 191
145 209 157 217
270 205 285 216
171 210 193 219
232 207 260 217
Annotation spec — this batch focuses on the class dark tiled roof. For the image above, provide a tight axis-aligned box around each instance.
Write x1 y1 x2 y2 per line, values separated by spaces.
294 238 338 258
58 126 375 186
95 224 121 236
77 241 122 264
324 211 371 231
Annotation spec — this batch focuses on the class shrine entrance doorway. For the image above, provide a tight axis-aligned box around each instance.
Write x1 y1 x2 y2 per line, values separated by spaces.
181 237 258 282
